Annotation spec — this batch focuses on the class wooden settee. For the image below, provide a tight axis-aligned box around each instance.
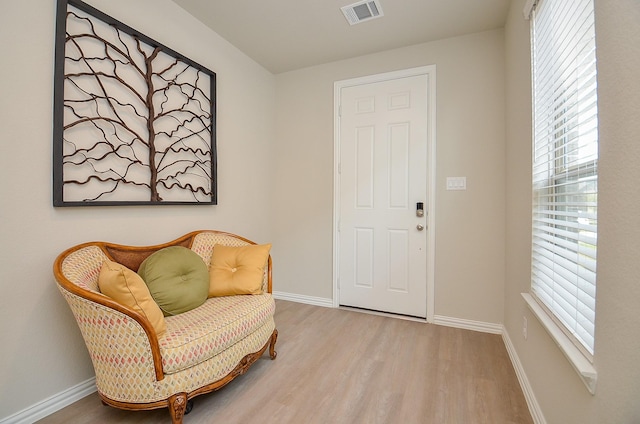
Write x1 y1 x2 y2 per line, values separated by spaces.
53 230 278 423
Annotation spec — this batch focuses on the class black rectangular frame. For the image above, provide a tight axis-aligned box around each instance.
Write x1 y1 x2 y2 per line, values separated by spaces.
53 0 217 206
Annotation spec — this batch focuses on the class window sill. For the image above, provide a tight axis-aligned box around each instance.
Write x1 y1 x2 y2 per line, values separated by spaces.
521 293 597 395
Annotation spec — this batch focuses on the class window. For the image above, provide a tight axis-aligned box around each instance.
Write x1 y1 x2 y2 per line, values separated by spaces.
529 0 598 362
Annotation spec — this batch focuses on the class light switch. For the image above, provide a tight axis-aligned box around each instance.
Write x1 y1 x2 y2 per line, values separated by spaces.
446 177 466 190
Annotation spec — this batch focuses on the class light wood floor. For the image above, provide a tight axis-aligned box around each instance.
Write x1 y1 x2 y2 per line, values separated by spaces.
38 300 533 424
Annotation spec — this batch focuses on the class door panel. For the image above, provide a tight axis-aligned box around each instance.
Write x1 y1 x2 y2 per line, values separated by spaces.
338 73 429 318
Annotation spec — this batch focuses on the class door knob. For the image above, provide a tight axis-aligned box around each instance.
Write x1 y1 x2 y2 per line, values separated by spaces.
416 224 424 231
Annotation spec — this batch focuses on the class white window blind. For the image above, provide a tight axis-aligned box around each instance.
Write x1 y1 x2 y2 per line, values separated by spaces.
531 0 598 356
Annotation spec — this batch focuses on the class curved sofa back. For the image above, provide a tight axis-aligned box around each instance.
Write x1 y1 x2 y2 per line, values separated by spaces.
54 230 272 297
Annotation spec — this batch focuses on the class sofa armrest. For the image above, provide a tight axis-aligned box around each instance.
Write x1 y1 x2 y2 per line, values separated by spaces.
57 282 165 382
54 244 165 382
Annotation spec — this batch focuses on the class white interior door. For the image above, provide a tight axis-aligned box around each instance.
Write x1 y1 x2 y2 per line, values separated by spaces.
336 70 432 319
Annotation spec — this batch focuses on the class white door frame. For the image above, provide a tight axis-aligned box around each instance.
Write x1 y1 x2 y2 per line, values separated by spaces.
333 65 437 323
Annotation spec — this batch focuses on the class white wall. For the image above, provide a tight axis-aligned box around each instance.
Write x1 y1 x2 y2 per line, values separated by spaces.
504 0 640 422
0 0 275 419
272 29 506 324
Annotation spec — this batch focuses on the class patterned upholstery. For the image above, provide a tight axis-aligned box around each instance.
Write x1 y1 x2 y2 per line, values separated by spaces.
58 288 160 401
61 245 107 292
54 231 277 421
160 294 275 374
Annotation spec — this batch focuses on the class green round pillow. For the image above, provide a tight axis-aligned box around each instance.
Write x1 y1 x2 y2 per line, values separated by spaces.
138 246 209 317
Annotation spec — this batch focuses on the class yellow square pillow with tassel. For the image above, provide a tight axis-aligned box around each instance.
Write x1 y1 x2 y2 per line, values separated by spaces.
208 244 271 297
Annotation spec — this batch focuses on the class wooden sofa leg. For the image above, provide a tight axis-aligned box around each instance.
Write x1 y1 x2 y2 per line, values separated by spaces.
168 392 188 424
269 329 278 359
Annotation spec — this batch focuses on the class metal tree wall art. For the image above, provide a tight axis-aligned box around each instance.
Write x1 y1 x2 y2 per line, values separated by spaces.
53 0 216 206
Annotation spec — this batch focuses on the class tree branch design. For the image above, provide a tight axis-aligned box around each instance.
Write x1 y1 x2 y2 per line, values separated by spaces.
61 5 214 203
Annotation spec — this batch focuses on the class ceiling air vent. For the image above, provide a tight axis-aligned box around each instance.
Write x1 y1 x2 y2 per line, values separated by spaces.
341 0 384 25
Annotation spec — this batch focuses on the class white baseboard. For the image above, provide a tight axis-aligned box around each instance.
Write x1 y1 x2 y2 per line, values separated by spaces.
0 378 96 424
272 291 334 308
502 329 546 424
273 294 504 335
432 316 545 423
433 314 503 334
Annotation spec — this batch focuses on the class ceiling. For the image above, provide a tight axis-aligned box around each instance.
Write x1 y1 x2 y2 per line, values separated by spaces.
171 0 511 74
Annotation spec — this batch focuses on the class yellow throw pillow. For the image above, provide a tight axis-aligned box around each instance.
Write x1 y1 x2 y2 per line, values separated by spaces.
98 260 167 337
209 244 271 297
